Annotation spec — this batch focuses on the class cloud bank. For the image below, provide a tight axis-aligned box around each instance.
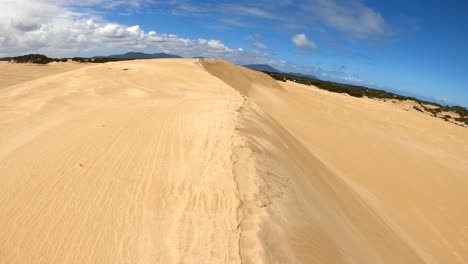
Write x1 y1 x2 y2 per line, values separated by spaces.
0 0 263 63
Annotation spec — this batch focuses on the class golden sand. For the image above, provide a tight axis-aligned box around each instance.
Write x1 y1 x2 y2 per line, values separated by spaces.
0 59 466 263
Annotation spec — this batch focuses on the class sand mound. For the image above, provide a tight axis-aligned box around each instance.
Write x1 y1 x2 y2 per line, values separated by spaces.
0 59 466 263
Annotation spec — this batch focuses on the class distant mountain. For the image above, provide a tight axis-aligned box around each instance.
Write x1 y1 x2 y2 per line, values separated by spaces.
244 64 281 73
106 52 182 59
243 64 319 80
286 72 319 80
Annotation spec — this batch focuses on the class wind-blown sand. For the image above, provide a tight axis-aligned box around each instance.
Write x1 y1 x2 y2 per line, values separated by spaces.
0 59 467 263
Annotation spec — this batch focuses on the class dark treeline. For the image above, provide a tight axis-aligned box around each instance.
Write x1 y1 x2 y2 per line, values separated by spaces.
4 54 67 64
71 57 136 63
1 54 136 64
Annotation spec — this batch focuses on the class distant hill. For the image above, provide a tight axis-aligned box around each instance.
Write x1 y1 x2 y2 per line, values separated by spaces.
286 72 319 80
107 52 182 59
244 64 319 80
244 64 281 73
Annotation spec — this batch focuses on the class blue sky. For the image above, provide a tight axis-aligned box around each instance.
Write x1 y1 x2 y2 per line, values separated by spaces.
1 0 467 106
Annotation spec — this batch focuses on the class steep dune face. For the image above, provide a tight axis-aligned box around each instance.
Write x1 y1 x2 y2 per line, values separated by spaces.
231 100 424 263
201 59 468 264
0 59 466 263
199 59 284 96
202 60 425 263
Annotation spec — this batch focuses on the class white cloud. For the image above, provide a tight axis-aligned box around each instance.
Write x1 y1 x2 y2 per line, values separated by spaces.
60 0 151 9
254 42 268 49
342 76 365 83
300 0 385 40
292 34 316 48
341 74 374 86
245 33 262 41
222 5 275 19
206 40 228 50
96 24 129 38
436 97 451 104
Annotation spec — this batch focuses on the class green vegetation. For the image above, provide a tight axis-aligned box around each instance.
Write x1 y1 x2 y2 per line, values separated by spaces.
419 104 468 124
5 54 69 64
455 117 468 125
0 54 136 64
264 71 419 100
262 70 468 126
10 54 52 64
93 57 134 63
3 54 67 64
71 57 88 63
71 57 135 63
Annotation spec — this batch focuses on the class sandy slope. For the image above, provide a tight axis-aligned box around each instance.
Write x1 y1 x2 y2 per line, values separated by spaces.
0 59 466 263
201 60 468 263
0 61 88 90
0 59 252 263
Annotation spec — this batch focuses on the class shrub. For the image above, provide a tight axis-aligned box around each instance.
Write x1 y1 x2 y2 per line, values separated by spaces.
455 117 468 125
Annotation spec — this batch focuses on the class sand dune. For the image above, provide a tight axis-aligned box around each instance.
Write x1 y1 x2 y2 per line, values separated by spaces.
0 61 88 90
201 60 468 263
0 59 466 263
